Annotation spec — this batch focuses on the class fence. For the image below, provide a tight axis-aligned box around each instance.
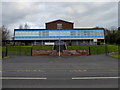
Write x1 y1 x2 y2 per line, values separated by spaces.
67 45 105 55
2 46 53 57
2 46 32 57
2 45 119 57
118 44 120 59
67 45 119 55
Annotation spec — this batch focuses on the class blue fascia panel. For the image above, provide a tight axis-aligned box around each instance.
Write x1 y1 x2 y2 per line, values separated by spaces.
15 36 104 39
15 29 104 31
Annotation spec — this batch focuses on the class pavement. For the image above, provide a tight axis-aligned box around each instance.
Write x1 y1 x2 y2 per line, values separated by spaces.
2 54 119 88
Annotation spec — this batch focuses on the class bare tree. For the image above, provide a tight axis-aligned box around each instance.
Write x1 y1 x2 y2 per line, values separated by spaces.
94 26 103 29
1 25 9 40
24 23 29 29
19 25 23 29
19 23 30 29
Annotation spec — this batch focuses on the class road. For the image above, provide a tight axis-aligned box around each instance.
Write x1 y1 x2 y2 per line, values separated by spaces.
2 54 119 88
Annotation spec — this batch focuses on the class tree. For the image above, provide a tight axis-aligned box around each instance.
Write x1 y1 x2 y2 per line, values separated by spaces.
94 26 103 29
116 28 120 44
24 23 29 29
118 27 120 30
19 25 23 29
1 25 9 41
19 23 30 29
105 28 119 44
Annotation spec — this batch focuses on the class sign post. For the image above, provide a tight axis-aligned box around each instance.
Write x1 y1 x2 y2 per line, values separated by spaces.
59 38 60 56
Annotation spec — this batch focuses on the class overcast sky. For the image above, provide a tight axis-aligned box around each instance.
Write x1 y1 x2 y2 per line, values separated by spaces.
1 1 118 35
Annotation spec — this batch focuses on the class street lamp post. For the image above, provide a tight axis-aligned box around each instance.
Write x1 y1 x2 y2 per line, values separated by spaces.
58 27 61 56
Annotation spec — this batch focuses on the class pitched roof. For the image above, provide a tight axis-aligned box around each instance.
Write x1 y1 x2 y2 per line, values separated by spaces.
45 19 73 24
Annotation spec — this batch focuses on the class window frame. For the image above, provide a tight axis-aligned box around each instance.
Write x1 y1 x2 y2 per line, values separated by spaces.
57 23 62 29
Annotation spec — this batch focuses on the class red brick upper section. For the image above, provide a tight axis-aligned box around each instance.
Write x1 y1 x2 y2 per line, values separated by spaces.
45 19 74 30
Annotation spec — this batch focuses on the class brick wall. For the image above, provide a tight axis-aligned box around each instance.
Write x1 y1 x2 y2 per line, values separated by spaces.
32 50 89 56
46 20 73 30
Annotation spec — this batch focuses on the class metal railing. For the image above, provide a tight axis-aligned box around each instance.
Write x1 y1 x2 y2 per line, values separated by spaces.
2 46 32 57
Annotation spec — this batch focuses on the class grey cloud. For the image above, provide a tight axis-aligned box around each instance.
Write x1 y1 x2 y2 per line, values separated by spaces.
61 2 118 28
118 1 120 27
2 2 46 26
2 2 118 34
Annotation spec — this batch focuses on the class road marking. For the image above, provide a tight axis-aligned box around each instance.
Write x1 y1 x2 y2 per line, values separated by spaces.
1 70 45 72
2 77 119 80
1 77 47 80
1 69 119 73
72 77 119 80
69 69 87 72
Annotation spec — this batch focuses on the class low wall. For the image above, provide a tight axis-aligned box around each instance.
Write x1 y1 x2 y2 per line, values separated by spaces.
32 50 57 56
32 49 89 56
63 50 89 55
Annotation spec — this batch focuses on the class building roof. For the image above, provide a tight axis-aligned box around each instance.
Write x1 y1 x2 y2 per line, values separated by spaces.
45 19 73 24
14 29 46 30
14 28 105 31
74 28 105 30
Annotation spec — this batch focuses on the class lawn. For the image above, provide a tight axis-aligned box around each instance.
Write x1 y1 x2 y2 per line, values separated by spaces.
67 45 119 55
32 46 53 50
109 54 120 59
0 46 2 59
2 45 119 56
2 46 53 56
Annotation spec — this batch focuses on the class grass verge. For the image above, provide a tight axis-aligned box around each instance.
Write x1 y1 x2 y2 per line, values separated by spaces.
109 54 120 59
67 45 118 55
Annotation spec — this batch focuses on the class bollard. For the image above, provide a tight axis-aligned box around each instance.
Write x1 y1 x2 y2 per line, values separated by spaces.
89 47 91 55
5 46 7 56
31 47 32 56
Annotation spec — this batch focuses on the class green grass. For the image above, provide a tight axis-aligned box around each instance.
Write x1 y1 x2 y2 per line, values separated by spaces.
0 46 2 59
109 54 120 59
2 46 53 56
2 45 119 56
2 46 6 52
0 47 1 51
67 45 118 55
107 45 118 52
32 46 53 50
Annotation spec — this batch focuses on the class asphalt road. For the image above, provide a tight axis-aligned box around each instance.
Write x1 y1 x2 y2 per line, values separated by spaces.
2 79 118 88
2 54 119 88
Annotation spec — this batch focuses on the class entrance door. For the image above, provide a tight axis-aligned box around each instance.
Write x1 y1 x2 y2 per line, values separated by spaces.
54 40 66 52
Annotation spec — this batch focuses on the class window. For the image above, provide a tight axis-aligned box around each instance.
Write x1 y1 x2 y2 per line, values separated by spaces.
84 31 88 36
57 23 62 29
42 31 49 36
71 31 76 36
39 31 42 36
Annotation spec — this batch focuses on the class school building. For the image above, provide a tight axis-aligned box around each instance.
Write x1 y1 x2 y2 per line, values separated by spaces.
13 19 105 46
